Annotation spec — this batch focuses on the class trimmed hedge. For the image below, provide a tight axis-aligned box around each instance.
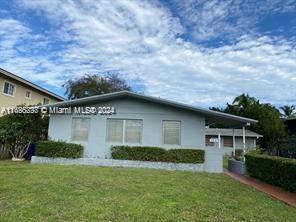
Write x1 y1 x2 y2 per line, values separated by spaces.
166 149 204 163
36 140 83 158
111 146 166 162
111 146 205 163
245 153 296 193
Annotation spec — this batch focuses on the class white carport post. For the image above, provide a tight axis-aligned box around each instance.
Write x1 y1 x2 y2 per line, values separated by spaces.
218 134 221 149
242 125 246 161
232 128 236 156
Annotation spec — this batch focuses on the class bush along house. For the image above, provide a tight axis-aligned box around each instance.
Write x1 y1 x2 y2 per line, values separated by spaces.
36 91 259 173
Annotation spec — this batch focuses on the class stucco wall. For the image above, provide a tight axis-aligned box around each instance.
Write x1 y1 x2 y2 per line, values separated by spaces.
48 98 206 158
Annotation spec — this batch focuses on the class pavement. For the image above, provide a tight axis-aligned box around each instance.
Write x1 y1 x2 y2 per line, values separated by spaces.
225 170 296 208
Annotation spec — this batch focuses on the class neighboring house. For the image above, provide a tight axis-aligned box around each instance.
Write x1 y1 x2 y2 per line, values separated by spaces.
0 68 64 110
284 116 296 136
205 128 262 155
47 91 258 159
283 117 296 158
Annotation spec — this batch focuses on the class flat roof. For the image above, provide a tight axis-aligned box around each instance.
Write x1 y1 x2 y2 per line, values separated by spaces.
206 128 262 137
46 90 258 126
0 68 65 101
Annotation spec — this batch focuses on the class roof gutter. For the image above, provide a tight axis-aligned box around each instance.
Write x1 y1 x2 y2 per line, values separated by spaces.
0 68 65 101
43 91 258 124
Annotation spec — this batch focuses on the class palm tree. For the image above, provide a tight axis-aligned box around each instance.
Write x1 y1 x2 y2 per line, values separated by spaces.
233 93 258 109
280 105 295 118
226 93 259 116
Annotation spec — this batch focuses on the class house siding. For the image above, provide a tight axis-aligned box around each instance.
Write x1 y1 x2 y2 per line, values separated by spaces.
48 98 206 158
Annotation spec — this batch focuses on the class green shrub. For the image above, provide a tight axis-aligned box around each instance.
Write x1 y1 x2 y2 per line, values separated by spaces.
166 149 204 163
111 146 166 161
245 153 296 193
232 149 244 161
248 147 263 155
36 140 83 158
0 111 49 159
111 146 205 163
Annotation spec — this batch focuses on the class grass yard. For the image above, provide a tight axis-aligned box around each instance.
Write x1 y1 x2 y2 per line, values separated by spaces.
0 161 295 221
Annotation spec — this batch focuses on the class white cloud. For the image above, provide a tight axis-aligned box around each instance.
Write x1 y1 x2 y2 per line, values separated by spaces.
172 0 296 42
0 0 295 107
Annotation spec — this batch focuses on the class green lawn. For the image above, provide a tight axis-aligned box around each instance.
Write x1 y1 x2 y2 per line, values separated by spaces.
0 161 295 221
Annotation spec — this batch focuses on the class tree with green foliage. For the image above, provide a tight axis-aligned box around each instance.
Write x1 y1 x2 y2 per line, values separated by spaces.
211 94 288 155
277 135 296 158
209 106 224 112
0 112 48 159
63 73 132 99
280 105 295 118
257 104 288 155
223 93 260 118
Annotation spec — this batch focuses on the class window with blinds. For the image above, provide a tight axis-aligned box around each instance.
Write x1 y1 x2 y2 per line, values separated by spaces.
125 120 143 143
71 118 90 141
223 136 233 147
163 121 180 145
106 119 123 143
106 119 142 144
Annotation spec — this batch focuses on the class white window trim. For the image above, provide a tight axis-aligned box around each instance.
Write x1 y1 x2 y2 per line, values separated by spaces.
162 120 181 146
25 90 32 100
71 117 90 142
106 118 143 145
2 81 16 97
122 119 126 144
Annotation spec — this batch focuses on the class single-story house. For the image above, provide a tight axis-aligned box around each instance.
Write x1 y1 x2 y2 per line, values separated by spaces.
46 91 258 161
205 128 262 155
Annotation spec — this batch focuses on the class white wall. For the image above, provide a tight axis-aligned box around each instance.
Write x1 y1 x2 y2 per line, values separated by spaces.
48 98 206 158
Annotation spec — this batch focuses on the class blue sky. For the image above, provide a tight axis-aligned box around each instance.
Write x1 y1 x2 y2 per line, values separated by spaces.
0 0 296 107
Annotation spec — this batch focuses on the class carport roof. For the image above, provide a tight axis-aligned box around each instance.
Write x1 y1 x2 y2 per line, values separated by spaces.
46 91 258 126
206 128 262 138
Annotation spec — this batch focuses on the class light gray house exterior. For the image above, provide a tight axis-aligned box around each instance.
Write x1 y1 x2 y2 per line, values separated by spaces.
47 91 258 161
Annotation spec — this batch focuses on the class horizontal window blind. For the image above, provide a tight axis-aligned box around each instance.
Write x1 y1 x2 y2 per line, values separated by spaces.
106 119 124 143
163 121 180 145
71 118 89 141
125 120 142 144
107 119 142 144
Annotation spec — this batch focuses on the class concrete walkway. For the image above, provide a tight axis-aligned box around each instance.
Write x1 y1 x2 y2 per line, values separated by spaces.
225 171 296 208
